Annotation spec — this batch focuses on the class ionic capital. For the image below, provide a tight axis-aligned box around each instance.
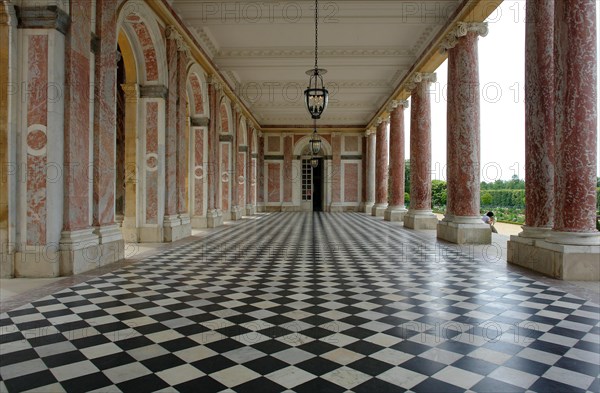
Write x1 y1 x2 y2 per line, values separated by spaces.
388 99 409 112
439 22 488 53
406 72 437 91
365 127 376 136
377 116 389 125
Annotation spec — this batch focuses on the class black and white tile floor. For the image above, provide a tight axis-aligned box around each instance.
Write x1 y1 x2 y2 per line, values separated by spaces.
1 213 599 392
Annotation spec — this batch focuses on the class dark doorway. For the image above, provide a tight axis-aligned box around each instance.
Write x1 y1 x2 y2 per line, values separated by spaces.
312 158 324 211
115 46 125 218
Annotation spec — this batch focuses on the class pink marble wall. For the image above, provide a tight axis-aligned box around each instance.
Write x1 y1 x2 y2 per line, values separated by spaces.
283 136 292 202
164 36 178 216
26 35 48 245
267 136 280 152
446 32 481 217
525 0 555 229
257 136 265 203
220 104 229 133
176 49 187 214
93 0 120 226
128 18 158 81
553 0 598 232
190 74 204 115
332 134 341 203
207 84 217 211
389 106 406 207
361 136 367 202
250 157 257 205
267 162 281 203
344 136 359 152
410 82 433 211
221 143 230 211
237 152 245 206
145 102 159 224
194 128 204 216
344 163 359 203
375 121 389 204
64 1 91 232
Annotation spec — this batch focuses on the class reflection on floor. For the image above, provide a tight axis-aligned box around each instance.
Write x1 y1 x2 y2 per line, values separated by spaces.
1 213 598 392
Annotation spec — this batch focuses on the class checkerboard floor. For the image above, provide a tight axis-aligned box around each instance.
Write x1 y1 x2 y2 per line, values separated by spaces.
1 212 599 392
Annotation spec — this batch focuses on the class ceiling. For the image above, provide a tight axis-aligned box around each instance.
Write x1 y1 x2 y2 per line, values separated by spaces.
170 0 463 129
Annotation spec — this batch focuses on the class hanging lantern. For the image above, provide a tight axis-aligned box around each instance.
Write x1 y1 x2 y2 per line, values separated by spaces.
309 131 321 155
304 0 328 119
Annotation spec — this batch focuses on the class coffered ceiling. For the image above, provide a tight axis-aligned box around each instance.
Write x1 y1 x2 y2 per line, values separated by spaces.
170 0 463 128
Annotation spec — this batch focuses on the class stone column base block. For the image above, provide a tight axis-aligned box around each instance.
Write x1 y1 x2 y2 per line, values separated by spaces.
14 245 60 277
371 203 387 217
437 218 491 244
0 234 14 278
364 202 375 214
94 224 125 267
59 228 100 275
510 236 600 280
221 210 232 221
404 210 439 229
246 204 256 216
207 209 224 228
138 226 165 243
163 215 192 242
121 216 139 243
330 203 344 213
231 206 243 221
256 204 266 213
384 206 407 222
191 216 208 229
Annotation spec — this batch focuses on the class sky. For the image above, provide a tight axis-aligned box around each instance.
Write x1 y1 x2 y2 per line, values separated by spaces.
403 0 600 181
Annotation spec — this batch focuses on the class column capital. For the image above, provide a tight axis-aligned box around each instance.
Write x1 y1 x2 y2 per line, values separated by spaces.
120 83 139 103
365 127 376 136
377 116 389 125
208 74 223 93
388 99 409 112
440 22 488 53
406 72 437 91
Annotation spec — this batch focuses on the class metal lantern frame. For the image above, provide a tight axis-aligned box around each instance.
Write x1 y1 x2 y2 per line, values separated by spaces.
304 0 328 119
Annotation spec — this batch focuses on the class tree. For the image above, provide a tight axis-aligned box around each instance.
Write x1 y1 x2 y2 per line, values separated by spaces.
481 192 493 206
431 180 447 207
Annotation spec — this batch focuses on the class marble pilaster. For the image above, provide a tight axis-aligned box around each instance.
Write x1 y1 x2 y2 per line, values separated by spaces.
384 100 409 222
207 79 223 227
364 128 376 213
330 133 343 212
371 119 389 217
437 23 491 244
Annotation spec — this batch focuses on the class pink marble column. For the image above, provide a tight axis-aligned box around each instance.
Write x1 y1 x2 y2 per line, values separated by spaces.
257 133 265 208
164 28 178 219
551 0 598 240
384 101 408 221
91 0 124 253
64 2 91 234
176 44 189 218
361 135 367 207
405 74 439 229
371 118 389 216
206 79 223 227
437 23 490 244
524 0 555 236
364 129 376 212
283 135 293 203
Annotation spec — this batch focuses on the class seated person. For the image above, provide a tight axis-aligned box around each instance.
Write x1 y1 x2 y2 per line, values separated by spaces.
482 211 498 233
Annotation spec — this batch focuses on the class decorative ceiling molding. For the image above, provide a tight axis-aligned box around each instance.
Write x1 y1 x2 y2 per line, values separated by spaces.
190 27 218 58
216 47 415 59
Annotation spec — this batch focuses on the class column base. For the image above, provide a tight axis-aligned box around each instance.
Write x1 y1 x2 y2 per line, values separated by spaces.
207 209 224 228
163 214 192 242
246 204 256 216
330 202 344 213
59 228 100 275
256 204 266 213
231 206 243 221
364 202 374 214
437 215 491 244
404 210 439 229
384 206 407 222
138 226 164 243
371 203 387 217
191 215 208 229
121 216 139 243
0 235 14 278
14 244 60 278
93 224 125 268
509 232 600 280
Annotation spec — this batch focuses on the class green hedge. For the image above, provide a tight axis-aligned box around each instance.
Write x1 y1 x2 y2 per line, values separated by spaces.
480 189 525 208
